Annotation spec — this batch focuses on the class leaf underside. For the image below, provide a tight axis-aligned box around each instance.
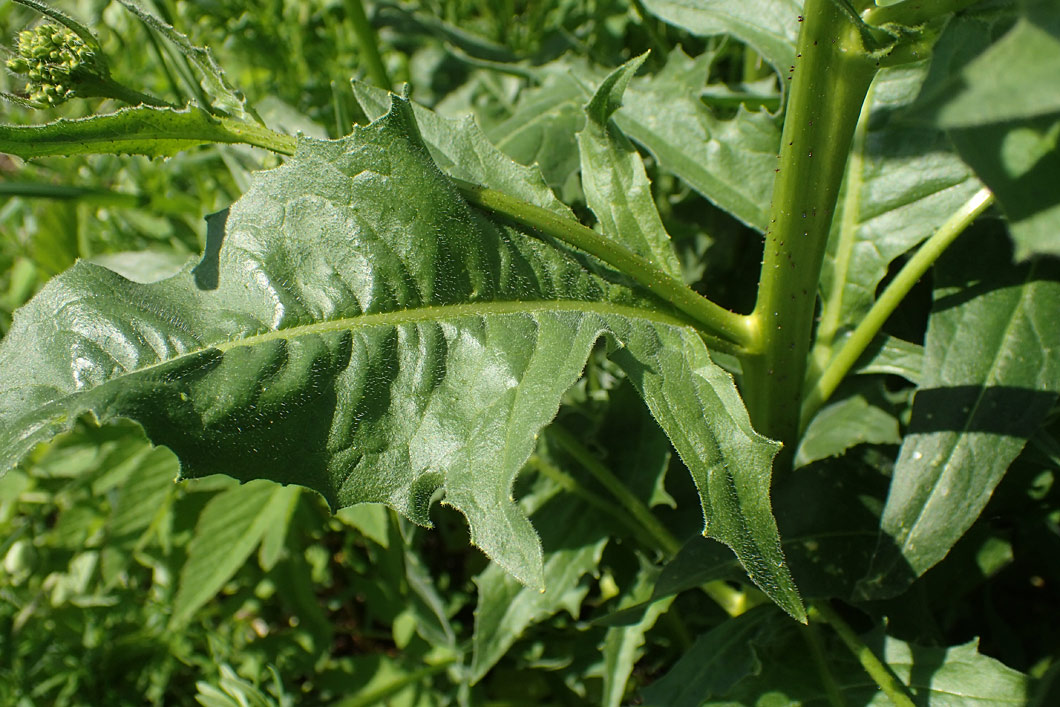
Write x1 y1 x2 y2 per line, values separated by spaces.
0 96 801 617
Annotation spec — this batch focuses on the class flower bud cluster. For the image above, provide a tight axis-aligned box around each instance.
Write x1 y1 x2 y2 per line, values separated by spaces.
6 24 100 105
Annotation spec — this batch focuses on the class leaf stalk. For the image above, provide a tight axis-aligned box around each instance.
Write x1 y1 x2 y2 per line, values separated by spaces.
452 179 754 351
801 187 994 427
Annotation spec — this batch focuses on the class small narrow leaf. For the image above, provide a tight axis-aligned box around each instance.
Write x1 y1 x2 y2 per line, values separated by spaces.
0 106 280 159
117 0 251 120
858 231 1060 598
578 53 684 279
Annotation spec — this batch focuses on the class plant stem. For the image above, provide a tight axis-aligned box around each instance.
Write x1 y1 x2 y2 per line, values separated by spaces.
801 187 993 426
452 179 754 351
802 621 847 707
740 0 878 465
344 0 391 90
547 426 753 617
549 426 681 557
808 602 917 707
217 118 297 155
527 454 653 548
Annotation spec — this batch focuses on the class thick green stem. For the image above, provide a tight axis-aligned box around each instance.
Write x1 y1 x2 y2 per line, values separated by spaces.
809 602 916 707
344 0 391 90
740 0 878 465
453 179 754 352
801 187 994 426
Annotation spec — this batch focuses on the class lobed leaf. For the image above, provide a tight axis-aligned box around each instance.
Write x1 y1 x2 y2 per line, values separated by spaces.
0 96 801 611
640 0 803 74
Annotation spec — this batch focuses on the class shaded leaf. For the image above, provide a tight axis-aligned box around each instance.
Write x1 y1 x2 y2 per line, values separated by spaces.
698 624 1029 705
599 557 676 707
639 605 774 706
470 479 608 682
858 230 1060 598
797 380 901 467
909 1 1060 259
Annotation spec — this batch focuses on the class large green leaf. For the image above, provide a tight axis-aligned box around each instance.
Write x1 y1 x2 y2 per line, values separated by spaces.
0 96 801 615
640 0 802 73
857 231 1060 598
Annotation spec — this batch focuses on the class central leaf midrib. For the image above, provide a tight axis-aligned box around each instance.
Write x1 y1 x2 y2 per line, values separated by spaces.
214 298 689 352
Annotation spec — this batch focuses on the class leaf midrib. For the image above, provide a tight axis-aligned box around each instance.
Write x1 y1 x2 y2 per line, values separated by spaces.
212 298 689 352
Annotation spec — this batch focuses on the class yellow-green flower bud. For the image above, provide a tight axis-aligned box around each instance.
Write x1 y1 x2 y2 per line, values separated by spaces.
8 23 103 106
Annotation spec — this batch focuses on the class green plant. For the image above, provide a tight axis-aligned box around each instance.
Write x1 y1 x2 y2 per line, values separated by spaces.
1 0 1058 704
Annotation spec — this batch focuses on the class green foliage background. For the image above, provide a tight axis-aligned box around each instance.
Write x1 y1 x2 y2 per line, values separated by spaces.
1 1 1058 705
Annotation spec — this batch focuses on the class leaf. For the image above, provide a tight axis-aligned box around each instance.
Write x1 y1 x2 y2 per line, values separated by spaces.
614 47 782 232
470 478 608 682
852 335 924 385
0 96 801 609
697 625 1030 705
796 380 901 467
653 458 885 603
857 230 1060 599
352 81 572 216
578 54 685 279
915 2 1060 127
170 479 299 626
909 0 1060 259
117 0 251 120
639 605 774 706
600 562 676 707
484 69 587 199
640 0 802 73
0 106 273 159
611 325 805 621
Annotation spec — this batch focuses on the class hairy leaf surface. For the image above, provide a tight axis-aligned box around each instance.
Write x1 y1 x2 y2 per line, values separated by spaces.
0 96 800 613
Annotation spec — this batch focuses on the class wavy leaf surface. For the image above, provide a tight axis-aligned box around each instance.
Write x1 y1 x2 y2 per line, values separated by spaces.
0 96 800 615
